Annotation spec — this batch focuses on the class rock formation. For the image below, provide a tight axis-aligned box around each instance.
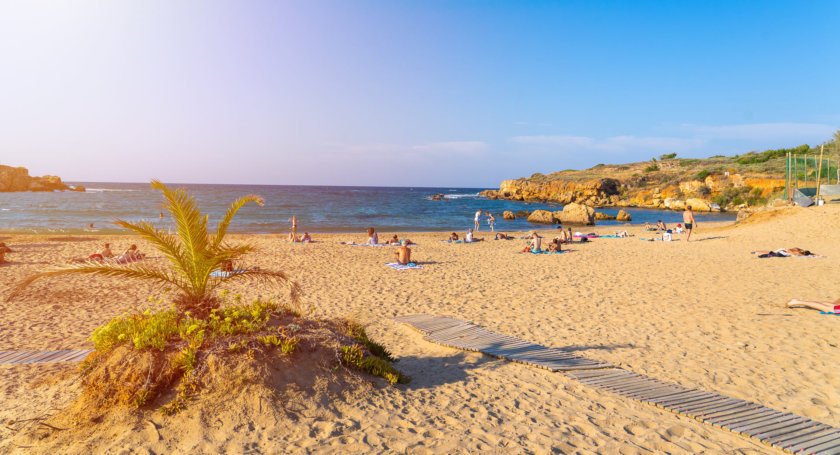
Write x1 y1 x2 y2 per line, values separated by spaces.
0 165 82 192
616 210 632 222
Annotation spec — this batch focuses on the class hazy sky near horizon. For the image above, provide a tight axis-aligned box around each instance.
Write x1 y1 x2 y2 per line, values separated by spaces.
1 1 838 187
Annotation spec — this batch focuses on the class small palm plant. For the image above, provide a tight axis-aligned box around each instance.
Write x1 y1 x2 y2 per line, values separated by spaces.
8 180 299 319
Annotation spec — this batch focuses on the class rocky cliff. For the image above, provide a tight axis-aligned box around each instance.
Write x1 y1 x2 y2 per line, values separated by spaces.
0 165 84 192
481 156 788 212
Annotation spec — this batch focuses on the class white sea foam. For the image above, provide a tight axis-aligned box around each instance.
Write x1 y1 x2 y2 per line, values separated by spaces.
85 188 139 193
444 193 480 199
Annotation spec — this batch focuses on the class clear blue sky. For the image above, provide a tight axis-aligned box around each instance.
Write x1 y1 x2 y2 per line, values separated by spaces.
1 1 838 187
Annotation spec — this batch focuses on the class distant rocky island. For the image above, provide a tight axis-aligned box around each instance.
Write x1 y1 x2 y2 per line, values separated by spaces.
479 146 816 214
0 165 85 192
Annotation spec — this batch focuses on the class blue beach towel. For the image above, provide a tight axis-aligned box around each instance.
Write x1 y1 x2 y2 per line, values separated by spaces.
210 269 248 278
386 262 423 270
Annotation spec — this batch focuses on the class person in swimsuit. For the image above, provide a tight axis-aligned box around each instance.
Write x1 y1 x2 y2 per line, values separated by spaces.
474 210 482 232
683 206 696 242
394 240 412 265
288 216 299 242
656 220 667 230
466 228 483 242
300 232 311 243
487 212 495 232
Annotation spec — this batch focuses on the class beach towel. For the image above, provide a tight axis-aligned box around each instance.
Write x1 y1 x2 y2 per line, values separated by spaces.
525 250 568 254
820 312 840 316
386 262 423 270
105 255 145 264
210 268 248 278
344 242 389 246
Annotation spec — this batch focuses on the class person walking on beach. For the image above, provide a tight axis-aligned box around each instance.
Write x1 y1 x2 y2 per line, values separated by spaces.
683 206 696 242
288 216 298 242
487 212 495 232
474 209 482 232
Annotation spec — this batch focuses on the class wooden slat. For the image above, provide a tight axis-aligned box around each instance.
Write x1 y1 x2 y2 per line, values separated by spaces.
796 434 840 454
748 419 816 439
768 425 833 448
809 439 840 454
782 429 840 452
729 413 801 434
713 408 778 427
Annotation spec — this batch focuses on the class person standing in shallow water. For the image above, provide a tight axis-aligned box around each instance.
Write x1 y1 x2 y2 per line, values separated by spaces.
487 212 495 232
683 206 696 242
474 209 482 232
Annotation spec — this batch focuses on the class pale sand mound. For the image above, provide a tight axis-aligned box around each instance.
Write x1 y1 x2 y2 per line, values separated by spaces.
2 205 840 453
7 319 388 454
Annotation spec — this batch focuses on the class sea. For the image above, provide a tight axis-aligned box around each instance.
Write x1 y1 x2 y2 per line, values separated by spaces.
0 182 736 235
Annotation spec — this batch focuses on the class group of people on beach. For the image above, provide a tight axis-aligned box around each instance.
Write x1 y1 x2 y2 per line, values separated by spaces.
473 210 495 232
67 243 144 264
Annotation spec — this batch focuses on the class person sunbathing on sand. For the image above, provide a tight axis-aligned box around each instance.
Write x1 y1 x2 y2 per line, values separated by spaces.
754 247 815 257
494 233 512 240
99 243 114 258
786 298 840 313
388 234 400 245
448 232 459 242
547 237 562 252
522 232 542 252
300 232 311 243
0 242 12 264
657 220 667 230
394 240 412 265
120 244 142 260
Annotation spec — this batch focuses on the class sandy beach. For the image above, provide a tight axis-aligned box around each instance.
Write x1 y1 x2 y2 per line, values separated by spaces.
1 205 839 454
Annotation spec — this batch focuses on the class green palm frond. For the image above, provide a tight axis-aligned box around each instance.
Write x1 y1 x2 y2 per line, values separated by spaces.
150 179 210 281
7 262 183 301
212 195 264 248
208 268 301 305
112 219 186 273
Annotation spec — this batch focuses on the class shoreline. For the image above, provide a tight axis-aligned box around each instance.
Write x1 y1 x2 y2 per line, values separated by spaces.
0 220 736 239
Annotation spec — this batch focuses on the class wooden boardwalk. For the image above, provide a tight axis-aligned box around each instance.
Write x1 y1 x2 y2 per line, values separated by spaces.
0 350 92 365
396 314 840 454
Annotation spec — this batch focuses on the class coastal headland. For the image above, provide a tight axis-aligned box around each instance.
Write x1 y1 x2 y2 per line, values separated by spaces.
1 205 838 453
478 148 814 213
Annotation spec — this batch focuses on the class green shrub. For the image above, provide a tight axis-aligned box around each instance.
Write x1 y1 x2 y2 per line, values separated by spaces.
696 170 711 180
679 159 700 167
659 153 677 160
341 345 409 385
345 321 396 362
696 185 712 197
644 165 659 173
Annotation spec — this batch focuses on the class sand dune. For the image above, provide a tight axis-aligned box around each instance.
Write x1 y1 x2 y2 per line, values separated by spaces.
1 205 839 453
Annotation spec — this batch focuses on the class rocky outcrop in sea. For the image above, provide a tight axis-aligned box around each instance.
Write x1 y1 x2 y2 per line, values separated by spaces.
0 165 84 192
